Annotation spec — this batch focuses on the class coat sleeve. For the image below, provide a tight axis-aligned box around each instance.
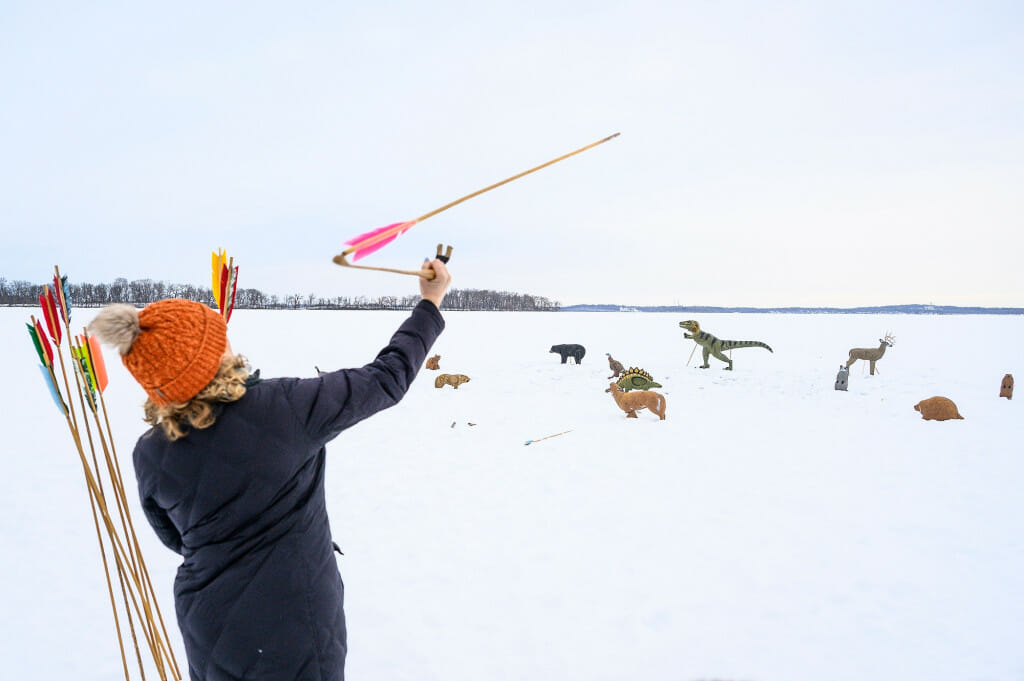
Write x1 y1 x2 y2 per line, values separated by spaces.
280 300 445 444
141 494 184 554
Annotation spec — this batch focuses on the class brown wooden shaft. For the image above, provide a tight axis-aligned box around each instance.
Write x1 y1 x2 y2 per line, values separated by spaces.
415 132 620 223
332 253 437 279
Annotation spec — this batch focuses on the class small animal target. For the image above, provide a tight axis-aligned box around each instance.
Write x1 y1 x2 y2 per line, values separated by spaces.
914 396 964 421
425 354 440 370
435 373 470 389
605 382 666 420
606 353 625 379
999 374 1013 399
834 365 849 391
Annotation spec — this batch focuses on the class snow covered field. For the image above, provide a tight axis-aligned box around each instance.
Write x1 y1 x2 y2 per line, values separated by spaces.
2 307 1022 681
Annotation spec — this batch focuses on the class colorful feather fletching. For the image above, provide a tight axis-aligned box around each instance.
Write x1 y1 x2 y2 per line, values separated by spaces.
218 264 228 311
226 265 239 323
52 273 70 323
72 344 91 393
212 249 231 308
87 335 109 393
212 250 224 307
27 322 50 367
72 342 100 404
343 220 418 262
40 287 62 344
76 334 109 394
31 318 54 366
211 249 239 320
27 318 65 413
38 364 66 414
74 342 93 391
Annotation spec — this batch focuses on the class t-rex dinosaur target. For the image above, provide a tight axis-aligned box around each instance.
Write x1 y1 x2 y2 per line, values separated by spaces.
678 320 773 370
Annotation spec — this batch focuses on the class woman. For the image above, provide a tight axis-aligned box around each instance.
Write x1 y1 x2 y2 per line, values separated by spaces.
89 259 451 681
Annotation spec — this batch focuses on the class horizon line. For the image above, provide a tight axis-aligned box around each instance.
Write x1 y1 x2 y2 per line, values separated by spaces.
561 303 1024 313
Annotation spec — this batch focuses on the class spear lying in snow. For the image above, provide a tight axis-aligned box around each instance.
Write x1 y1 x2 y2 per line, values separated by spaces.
524 430 572 446
333 132 620 279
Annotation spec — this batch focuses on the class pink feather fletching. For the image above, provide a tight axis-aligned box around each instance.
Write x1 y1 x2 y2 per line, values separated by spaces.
344 220 418 262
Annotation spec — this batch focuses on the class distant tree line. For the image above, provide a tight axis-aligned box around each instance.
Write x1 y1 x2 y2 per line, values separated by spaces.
0 277 560 311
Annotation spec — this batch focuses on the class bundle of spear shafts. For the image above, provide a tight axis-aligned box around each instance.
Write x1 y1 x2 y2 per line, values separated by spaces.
28 266 181 681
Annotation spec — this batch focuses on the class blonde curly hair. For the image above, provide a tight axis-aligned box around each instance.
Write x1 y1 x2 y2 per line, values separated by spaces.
144 354 250 441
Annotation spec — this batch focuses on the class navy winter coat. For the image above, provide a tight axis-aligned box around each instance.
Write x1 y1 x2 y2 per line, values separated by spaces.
133 301 444 680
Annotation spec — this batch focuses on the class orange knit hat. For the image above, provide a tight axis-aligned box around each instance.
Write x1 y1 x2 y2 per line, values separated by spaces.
89 299 228 406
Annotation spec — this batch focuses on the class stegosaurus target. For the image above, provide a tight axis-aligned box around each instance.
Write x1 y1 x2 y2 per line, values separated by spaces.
616 367 663 392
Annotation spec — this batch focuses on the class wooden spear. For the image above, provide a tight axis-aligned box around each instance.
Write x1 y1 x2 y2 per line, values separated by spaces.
333 133 620 279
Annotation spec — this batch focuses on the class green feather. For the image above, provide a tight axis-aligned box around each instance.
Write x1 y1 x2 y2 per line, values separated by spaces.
26 323 47 366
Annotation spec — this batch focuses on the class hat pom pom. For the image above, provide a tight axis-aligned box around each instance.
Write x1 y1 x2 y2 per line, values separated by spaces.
88 304 141 356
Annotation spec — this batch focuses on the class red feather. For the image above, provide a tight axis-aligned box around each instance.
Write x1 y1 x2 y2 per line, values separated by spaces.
34 319 53 365
39 289 62 344
219 264 229 313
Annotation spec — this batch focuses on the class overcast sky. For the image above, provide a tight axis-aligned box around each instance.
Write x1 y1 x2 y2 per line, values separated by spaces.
2 1 1021 307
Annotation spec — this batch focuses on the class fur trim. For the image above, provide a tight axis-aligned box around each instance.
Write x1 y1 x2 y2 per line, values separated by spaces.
88 304 141 355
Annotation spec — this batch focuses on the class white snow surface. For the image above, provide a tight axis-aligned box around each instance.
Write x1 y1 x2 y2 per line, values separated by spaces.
2 308 1023 681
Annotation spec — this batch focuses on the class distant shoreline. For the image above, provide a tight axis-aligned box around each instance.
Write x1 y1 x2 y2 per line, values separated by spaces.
3 303 1020 315
561 304 1024 315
